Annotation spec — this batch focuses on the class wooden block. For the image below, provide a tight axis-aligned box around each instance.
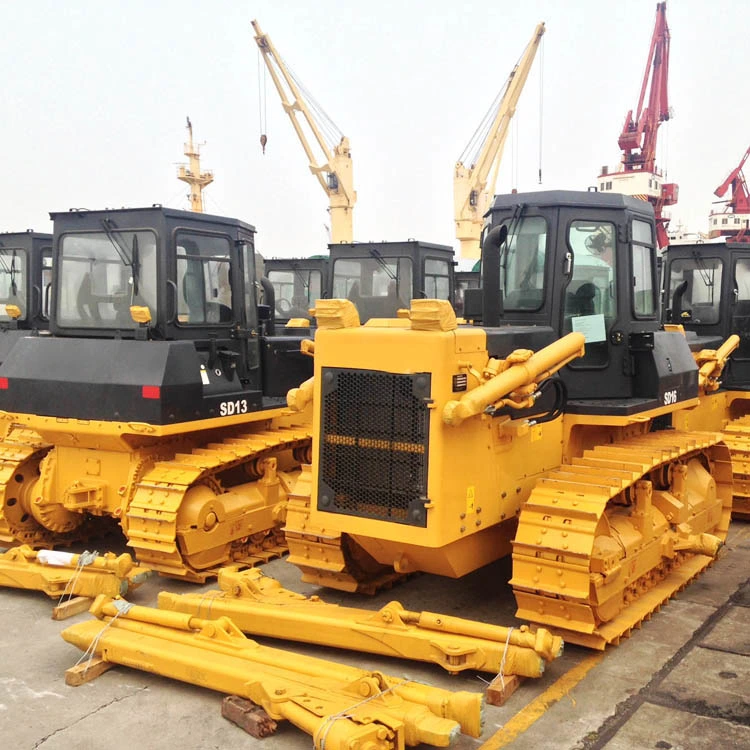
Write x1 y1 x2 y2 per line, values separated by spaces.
486 674 523 706
52 596 93 620
221 695 278 738
65 657 114 687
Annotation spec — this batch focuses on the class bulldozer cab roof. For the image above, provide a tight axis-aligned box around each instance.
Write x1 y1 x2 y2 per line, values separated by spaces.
489 189 655 218
49 206 255 236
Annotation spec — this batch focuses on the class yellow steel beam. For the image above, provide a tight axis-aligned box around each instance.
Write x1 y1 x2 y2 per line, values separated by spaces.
158 567 563 678
0 546 150 598
62 596 485 749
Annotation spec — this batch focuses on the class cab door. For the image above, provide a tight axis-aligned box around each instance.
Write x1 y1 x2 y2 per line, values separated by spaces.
237 234 262 390
730 253 750 386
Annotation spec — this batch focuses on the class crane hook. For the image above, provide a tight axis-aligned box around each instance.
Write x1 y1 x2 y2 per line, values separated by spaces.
260 134 267 155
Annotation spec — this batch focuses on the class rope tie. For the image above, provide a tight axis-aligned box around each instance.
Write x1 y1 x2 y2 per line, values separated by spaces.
497 626 515 691
74 599 134 674
313 680 411 750
58 550 98 606
194 590 225 620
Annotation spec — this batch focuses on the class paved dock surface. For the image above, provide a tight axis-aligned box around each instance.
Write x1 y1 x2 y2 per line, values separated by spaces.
1 521 747 750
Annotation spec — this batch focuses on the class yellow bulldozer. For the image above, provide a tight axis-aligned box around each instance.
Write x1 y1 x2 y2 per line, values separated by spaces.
285 190 733 649
0 206 313 581
662 239 750 518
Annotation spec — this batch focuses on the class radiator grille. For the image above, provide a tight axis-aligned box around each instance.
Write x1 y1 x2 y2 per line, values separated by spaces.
318 368 431 526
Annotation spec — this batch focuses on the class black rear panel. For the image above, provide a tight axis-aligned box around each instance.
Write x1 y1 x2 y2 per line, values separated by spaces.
318 368 431 527
0 337 264 424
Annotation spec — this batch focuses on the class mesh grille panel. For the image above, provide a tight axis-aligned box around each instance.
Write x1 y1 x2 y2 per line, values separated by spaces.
319 368 430 526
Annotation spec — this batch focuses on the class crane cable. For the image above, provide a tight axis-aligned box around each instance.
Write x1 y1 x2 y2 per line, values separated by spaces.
258 50 268 153
538 34 544 184
283 56 344 150
457 77 511 169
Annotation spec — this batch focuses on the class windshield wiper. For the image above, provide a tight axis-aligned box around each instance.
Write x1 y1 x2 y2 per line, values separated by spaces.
290 263 310 293
101 218 133 267
101 218 141 299
499 202 526 276
369 248 398 281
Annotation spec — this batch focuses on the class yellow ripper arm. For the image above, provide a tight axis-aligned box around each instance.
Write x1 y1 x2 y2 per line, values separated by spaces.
158 567 562 678
0 546 150 598
443 332 585 426
62 595 484 748
695 334 740 393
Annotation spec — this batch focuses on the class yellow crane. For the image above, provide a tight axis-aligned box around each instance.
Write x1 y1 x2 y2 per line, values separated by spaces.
453 22 545 260
252 20 356 245
177 117 214 213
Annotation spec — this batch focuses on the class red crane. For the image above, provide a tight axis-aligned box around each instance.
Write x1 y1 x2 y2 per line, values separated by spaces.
710 145 750 241
598 2 677 248
714 145 750 213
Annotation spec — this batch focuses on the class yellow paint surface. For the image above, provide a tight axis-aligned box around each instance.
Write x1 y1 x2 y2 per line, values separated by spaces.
480 652 605 748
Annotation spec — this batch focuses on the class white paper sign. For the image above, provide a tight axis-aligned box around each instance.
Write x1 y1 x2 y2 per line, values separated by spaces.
571 313 606 343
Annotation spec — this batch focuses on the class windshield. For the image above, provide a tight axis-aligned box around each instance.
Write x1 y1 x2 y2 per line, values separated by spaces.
57 231 157 328
332 256 412 320
267 268 323 318
499 216 547 310
667 256 722 325
0 248 27 321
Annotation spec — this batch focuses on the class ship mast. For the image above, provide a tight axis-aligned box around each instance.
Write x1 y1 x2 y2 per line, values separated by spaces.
177 117 214 213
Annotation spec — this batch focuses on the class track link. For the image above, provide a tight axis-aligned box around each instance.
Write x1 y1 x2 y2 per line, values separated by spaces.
284 465 407 594
511 431 733 649
125 425 312 582
718 414 750 518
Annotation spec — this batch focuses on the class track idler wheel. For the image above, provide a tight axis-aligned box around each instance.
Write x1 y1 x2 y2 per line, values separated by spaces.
3 454 86 546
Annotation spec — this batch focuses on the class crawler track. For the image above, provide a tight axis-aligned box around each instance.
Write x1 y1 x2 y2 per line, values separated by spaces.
126 425 312 582
718 414 750 519
511 431 733 649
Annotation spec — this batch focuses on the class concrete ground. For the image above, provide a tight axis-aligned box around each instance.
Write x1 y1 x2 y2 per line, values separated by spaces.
0 521 747 750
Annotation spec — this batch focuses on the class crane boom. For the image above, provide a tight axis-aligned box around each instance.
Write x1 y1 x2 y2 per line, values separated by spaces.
597 2 675 249
453 23 545 260
708 145 750 240
617 2 670 172
714 145 750 204
252 20 356 244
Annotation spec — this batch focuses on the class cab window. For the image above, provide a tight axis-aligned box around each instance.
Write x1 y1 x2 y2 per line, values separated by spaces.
176 233 233 325
58 230 157 328
499 216 547 311
667 257 722 325
332 256 412 320
423 258 450 300
0 248 27 321
632 219 656 317
41 248 53 319
267 267 323 318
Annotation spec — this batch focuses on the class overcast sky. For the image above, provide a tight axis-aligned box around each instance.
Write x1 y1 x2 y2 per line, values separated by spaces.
1 0 746 261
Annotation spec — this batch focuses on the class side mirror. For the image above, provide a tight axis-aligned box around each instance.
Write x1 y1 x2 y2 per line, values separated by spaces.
480 224 507 327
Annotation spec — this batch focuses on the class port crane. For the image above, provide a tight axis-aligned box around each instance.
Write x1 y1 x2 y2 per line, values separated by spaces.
597 2 676 249
252 20 356 245
453 22 545 260
177 117 214 213
709 144 750 241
